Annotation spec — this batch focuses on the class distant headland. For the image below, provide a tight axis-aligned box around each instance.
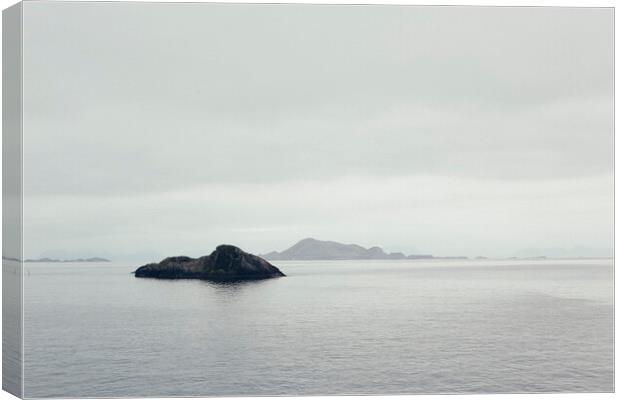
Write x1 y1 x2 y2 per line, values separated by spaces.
134 245 285 282
23 257 110 263
261 238 468 261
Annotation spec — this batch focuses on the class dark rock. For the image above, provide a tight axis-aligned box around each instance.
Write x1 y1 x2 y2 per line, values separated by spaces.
134 245 285 282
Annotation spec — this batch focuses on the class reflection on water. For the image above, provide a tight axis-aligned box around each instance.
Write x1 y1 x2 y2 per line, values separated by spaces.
23 259 613 397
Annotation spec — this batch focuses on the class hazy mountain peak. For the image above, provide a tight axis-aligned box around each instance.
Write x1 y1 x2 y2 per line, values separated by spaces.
262 238 429 261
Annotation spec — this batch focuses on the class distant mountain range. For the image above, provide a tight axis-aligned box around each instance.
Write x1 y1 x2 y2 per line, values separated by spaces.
23 257 110 263
261 238 466 261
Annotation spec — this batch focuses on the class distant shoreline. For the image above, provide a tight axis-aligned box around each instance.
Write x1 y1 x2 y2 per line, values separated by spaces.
4 257 111 263
260 238 612 262
262 256 613 262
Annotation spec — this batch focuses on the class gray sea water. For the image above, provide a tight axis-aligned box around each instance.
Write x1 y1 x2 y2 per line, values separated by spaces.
20 259 613 398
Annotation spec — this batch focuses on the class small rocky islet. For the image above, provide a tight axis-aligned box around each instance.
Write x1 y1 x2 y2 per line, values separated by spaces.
134 245 285 282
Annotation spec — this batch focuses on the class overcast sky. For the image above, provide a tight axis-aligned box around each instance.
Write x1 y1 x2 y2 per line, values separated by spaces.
22 3 613 261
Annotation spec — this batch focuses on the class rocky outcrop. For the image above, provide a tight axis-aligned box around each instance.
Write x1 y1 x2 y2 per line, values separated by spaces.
134 245 285 282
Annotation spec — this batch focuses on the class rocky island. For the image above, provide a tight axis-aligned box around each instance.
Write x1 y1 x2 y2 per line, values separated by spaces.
134 245 285 282
262 238 439 260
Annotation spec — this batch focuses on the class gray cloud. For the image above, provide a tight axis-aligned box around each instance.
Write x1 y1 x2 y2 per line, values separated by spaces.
20 3 613 259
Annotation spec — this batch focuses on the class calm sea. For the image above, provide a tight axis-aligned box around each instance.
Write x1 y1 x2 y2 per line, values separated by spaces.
20 259 613 397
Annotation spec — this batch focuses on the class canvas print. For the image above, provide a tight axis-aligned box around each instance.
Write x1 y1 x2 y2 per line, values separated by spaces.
2 2 614 398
